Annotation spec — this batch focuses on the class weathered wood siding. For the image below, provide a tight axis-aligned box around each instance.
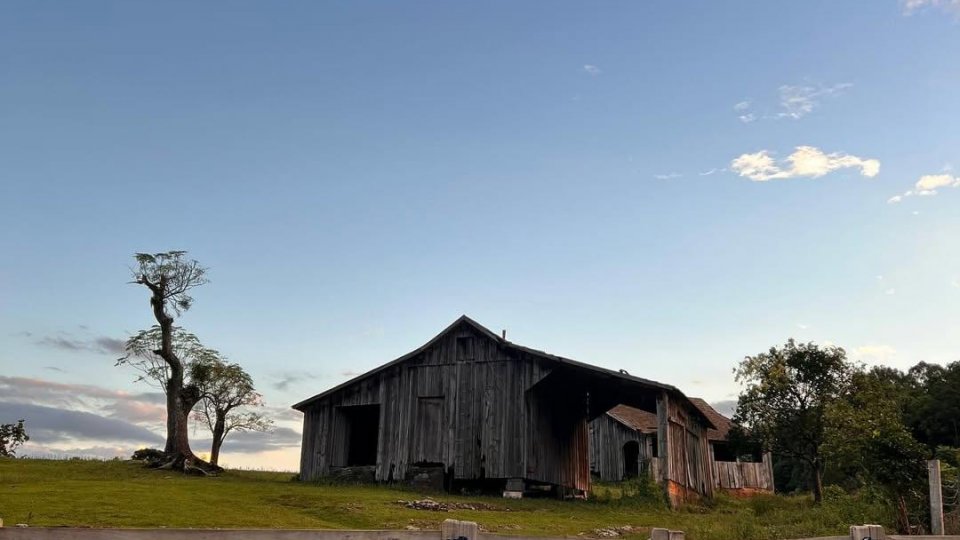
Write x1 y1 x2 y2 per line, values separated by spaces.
588 415 652 482
299 322 559 485
657 391 713 504
524 378 590 492
714 453 774 492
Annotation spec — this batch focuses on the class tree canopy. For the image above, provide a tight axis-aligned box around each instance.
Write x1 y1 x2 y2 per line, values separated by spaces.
194 360 272 466
0 419 29 457
733 339 856 503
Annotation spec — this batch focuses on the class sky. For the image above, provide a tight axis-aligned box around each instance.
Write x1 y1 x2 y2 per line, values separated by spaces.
1 1 959 472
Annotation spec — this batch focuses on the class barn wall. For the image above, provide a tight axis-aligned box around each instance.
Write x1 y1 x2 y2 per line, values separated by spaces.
299 323 554 484
588 415 651 482
656 392 713 505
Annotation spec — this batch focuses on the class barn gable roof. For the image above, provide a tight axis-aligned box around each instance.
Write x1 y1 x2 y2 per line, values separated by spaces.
604 398 734 442
292 315 714 429
688 398 733 441
606 405 659 433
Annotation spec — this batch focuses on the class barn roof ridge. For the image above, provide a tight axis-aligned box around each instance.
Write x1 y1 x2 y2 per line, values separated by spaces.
292 315 714 429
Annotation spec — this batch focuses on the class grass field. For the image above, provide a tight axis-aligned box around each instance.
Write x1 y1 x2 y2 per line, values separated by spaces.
0 459 893 540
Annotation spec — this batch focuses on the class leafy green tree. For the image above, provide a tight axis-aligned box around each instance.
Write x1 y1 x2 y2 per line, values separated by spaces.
733 339 856 503
904 361 960 449
194 360 272 466
0 419 29 457
824 367 927 531
123 251 217 473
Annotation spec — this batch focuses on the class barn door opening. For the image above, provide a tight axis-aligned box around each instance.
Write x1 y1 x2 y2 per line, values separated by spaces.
340 404 380 466
623 440 640 479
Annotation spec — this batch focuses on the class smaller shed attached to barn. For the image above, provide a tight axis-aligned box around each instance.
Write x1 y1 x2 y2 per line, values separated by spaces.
588 399 774 495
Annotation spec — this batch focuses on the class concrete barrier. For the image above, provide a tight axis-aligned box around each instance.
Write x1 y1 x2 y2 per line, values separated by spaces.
649 528 684 540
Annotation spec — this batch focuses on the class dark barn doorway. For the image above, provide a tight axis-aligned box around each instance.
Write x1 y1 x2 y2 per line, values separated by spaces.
623 440 640 479
341 404 380 466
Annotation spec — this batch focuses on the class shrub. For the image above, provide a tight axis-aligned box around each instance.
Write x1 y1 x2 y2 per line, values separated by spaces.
131 448 165 462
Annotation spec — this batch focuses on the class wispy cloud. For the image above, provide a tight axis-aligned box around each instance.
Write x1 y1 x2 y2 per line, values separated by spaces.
733 101 755 123
776 83 852 119
699 168 727 176
653 172 682 180
888 173 960 203
734 82 851 122
731 146 880 182
583 64 601 76
272 371 321 392
902 0 960 15
35 334 126 355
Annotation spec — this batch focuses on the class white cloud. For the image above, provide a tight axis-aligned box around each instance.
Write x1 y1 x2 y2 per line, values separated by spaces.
902 0 960 15
738 113 757 124
776 83 852 120
885 288 897 295
855 345 897 364
730 146 880 182
699 168 726 176
733 101 751 111
917 174 958 191
653 172 682 180
888 173 960 202
797 323 809 330
583 64 601 76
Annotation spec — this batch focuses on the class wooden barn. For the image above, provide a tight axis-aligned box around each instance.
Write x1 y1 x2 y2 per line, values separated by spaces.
588 399 774 495
293 316 715 505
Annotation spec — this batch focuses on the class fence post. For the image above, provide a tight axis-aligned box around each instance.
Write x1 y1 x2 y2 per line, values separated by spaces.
441 519 478 540
929 459 945 536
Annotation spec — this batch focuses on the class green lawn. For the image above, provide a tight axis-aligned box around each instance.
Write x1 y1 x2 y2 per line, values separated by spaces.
0 459 892 540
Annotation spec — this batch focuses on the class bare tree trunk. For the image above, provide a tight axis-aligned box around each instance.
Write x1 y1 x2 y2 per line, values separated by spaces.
210 415 225 466
812 460 824 504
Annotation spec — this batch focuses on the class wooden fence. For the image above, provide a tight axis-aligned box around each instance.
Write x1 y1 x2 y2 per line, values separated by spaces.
714 460 774 491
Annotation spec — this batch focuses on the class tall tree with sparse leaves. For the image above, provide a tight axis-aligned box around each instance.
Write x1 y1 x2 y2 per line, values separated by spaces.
733 339 856 503
125 251 218 473
195 360 272 466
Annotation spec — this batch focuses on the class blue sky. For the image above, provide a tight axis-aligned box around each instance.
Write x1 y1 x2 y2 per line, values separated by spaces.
1 1 959 469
